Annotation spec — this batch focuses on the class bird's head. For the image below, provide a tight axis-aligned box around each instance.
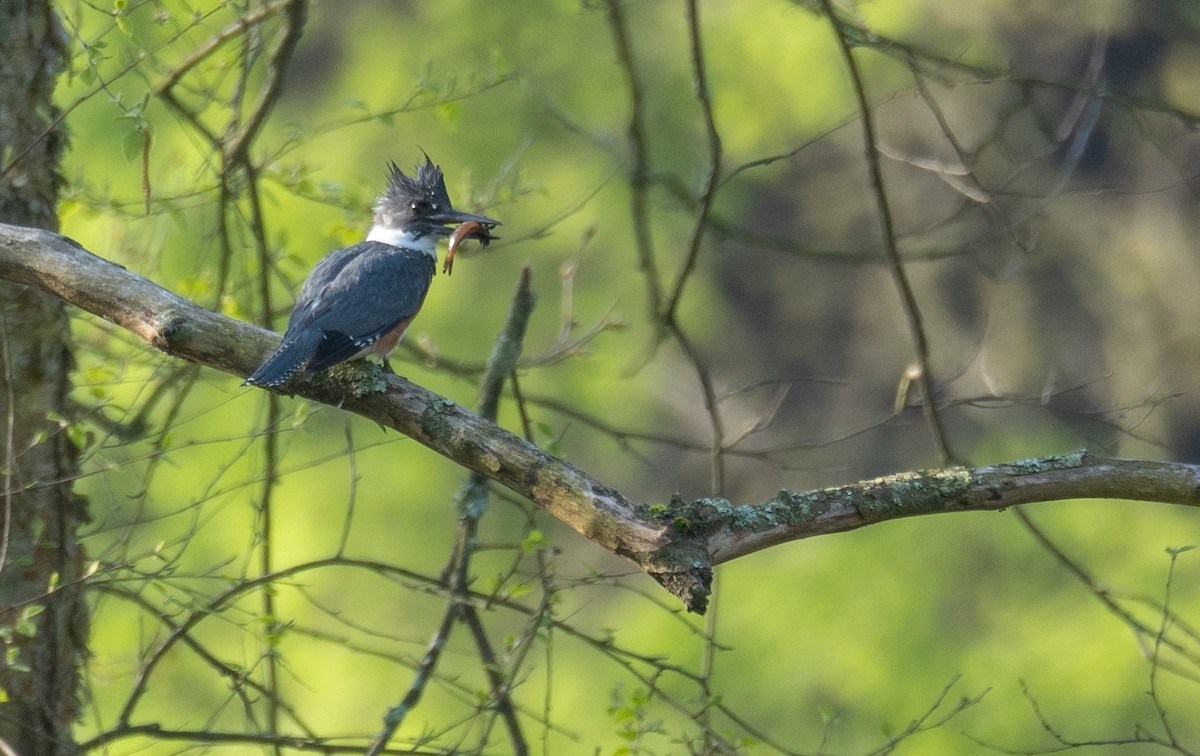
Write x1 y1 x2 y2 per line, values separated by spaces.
373 156 500 238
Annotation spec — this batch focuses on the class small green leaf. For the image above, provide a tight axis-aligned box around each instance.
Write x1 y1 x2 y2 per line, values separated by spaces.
505 583 533 600
520 530 547 553
121 128 146 163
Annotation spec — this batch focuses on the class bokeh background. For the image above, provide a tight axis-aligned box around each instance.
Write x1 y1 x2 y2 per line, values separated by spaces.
55 0 1200 752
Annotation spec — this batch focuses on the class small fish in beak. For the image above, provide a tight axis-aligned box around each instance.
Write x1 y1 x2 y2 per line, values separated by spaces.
443 220 501 275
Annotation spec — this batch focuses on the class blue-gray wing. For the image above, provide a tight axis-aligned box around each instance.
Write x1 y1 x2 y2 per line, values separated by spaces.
285 241 435 370
246 241 434 386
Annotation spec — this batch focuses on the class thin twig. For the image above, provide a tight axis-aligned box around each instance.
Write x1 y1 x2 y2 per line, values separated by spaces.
818 0 957 464
224 0 309 165
674 1 730 708
509 369 535 443
1012 508 1162 657
604 0 665 320
368 268 536 754
0 317 14 578
1150 548 1185 747
461 606 530 755
363 531 469 756
668 322 726 493
336 416 358 556
663 0 722 323
94 584 320 739
906 56 1030 254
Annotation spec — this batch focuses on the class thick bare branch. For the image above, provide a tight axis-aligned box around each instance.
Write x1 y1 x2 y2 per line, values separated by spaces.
701 452 1200 564
4 223 1200 614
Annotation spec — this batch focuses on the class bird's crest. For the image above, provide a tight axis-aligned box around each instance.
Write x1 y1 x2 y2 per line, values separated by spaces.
374 155 453 227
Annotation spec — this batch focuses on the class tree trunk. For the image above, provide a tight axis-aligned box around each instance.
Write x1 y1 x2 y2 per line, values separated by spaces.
0 2 87 754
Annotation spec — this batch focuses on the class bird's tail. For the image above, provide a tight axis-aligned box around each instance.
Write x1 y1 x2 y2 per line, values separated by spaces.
243 330 321 388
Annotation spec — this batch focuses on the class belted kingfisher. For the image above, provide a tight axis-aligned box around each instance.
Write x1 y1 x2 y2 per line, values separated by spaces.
244 157 499 388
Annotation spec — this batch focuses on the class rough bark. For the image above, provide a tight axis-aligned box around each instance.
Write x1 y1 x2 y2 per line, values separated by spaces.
5 224 1200 617
0 3 86 754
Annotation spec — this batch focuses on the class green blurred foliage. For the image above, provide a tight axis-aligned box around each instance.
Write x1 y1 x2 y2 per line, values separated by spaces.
49 0 1200 753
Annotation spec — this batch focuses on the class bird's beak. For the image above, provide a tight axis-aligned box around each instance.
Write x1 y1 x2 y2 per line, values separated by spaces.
430 208 501 234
